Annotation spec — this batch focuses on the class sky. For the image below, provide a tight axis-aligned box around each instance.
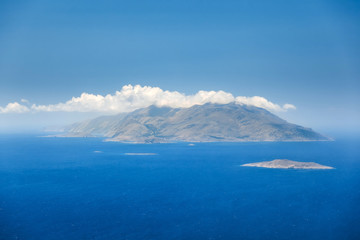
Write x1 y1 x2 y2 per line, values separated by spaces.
0 0 359 134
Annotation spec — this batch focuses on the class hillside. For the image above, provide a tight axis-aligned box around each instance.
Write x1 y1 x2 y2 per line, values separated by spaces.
65 103 330 143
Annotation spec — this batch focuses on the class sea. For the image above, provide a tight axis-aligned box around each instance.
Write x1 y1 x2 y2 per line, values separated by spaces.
0 134 359 240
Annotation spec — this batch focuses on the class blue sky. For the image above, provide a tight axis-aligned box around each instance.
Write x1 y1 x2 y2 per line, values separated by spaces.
0 0 359 133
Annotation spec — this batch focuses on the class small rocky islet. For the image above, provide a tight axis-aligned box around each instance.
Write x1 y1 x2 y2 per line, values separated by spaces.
241 159 334 169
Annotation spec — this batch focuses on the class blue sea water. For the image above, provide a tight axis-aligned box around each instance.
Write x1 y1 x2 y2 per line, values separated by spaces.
0 135 359 240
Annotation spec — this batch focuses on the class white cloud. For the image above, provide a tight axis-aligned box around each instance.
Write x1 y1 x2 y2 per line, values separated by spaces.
0 102 30 113
1 84 296 114
235 96 296 112
283 103 296 110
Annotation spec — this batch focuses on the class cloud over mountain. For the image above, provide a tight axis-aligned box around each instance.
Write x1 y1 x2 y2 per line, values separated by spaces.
0 85 295 114
235 96 296 112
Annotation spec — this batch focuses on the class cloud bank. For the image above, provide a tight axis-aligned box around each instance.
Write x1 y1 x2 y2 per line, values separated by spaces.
0 102 30 114
0 85 296 114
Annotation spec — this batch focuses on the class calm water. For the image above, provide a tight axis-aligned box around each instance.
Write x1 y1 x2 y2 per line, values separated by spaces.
0 135 359 240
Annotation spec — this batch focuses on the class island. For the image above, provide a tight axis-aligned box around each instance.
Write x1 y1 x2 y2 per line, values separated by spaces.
241 159 334 169
63 103 331 143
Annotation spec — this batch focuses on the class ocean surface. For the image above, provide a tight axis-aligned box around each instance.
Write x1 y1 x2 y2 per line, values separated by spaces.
0 135 359 240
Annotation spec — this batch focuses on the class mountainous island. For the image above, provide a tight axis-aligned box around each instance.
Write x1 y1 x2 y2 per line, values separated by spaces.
64 103 330 143
241 159 334 169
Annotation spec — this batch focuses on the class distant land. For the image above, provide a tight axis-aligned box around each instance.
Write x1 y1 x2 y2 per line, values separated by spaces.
63 103 331 143
241 159 334 169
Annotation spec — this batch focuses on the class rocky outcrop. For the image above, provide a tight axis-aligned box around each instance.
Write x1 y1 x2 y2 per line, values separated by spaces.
241 159 334 169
